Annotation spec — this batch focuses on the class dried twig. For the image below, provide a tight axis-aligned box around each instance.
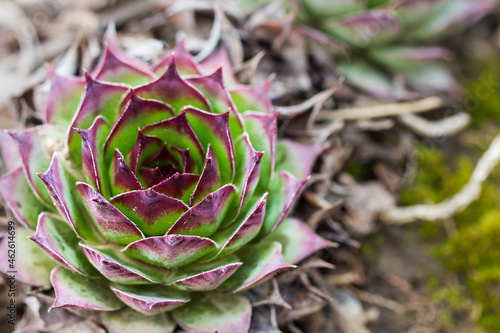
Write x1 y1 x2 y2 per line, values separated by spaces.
316 96 444 120
381 132 500 224
398 112 470 138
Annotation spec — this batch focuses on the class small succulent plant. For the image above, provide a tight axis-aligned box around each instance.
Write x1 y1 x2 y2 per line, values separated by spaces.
297 0 493 98
0 41 333 332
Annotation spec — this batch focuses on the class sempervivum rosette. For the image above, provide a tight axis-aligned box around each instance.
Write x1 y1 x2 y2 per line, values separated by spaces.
0 41 334 332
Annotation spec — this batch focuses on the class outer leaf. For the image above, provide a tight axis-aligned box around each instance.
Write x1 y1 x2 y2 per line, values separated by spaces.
275 139 321 179
75 116 111 197
199 47 238 87
80 244 170 284
220 242 294 292
152 40 202 76
38 152 100 242
0 167 46 229
0 226 56 287
9 125 65 205
186 68 236 114
266 217 337 264
258 171 308 238
44 69 85 127
230 81 273 114
135 59 210 112
242 112 277 192
167 184 236 237
101 308 176 333
299 0 363 18
0 131 21 171
122 234 217 268
50 267 123 311
110 189 188 236
399 62 460 93
92 43 155 86
172 293 251 333
109 149 143 197
77 182 144 245
111 285 189 316
30 213 98 276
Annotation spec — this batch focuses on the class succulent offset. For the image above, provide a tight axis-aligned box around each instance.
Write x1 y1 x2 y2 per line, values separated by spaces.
0 41 333 332
239 0 493 98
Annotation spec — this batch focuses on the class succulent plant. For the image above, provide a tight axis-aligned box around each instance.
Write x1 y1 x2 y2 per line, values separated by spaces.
238 0 493 98
0 41 333 332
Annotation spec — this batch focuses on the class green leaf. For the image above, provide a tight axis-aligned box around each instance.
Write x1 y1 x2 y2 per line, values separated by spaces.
172 293 252 333
102 308 176 333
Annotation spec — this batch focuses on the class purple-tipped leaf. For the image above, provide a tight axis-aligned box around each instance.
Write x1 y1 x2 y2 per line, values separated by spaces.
9 125 65 205
123 234 216 268
92 43 155 86
111 285 189 316
190 146 222 206
258 171 308 238
168 184 236 237
135 59 210 112
30 213 98 276
111 189 188 236
230 81 273 114
50 267 122 311
44 68 85 127
220 242 294 292
338 59 394 100
80 244 170 284
275 139 321 179
199 47 238 87
75 116 111 197
266 217 337 264
77 182 144 245
104 92 174 164
0 131 21 171
0 226 56 287
38 152 100 242
151 173 199 204
185 108 235 183
109 150 143 197
152 40 202 76
0 167 46 229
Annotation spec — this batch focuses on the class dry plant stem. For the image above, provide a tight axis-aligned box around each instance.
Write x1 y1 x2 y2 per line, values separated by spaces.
398 112 470 138
316 96 444 120
381 131 500 224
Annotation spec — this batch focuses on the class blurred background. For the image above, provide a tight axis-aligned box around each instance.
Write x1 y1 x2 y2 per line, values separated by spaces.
1 0 500 332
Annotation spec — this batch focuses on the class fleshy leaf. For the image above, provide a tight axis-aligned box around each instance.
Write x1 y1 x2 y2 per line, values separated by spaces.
122 234 216 268
151 173 199 204
173 293 251 333
0 167 46 229
0 226 56 287
186 68 235 114
9 125 65 205
135 59 210 112
111 189 188 236
80 244 171 284
399 62 460 93
44 69 85 127
266 217 337 264
168 184 236 237
190 146 222 205
242 111 277 192
258 171 308 238
142 111 205 170
220 241 294 292
338 59 394 100
169 257 242 291
213 193 267 257
0 131 21 171
102 307 176 333
299 0 364 18
109 150 143 196
185 108 234 183
30 213 98 276
38 152 100 242
68 73 128 167
230 81 273 114
77 182 144 245
92 43 155 86
275 139 321 179
152 40 201 76
50 267 123 311
111 285 190 316
104 91 174 164
199 47 238 87
75 116 111 197
128 131 164 173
